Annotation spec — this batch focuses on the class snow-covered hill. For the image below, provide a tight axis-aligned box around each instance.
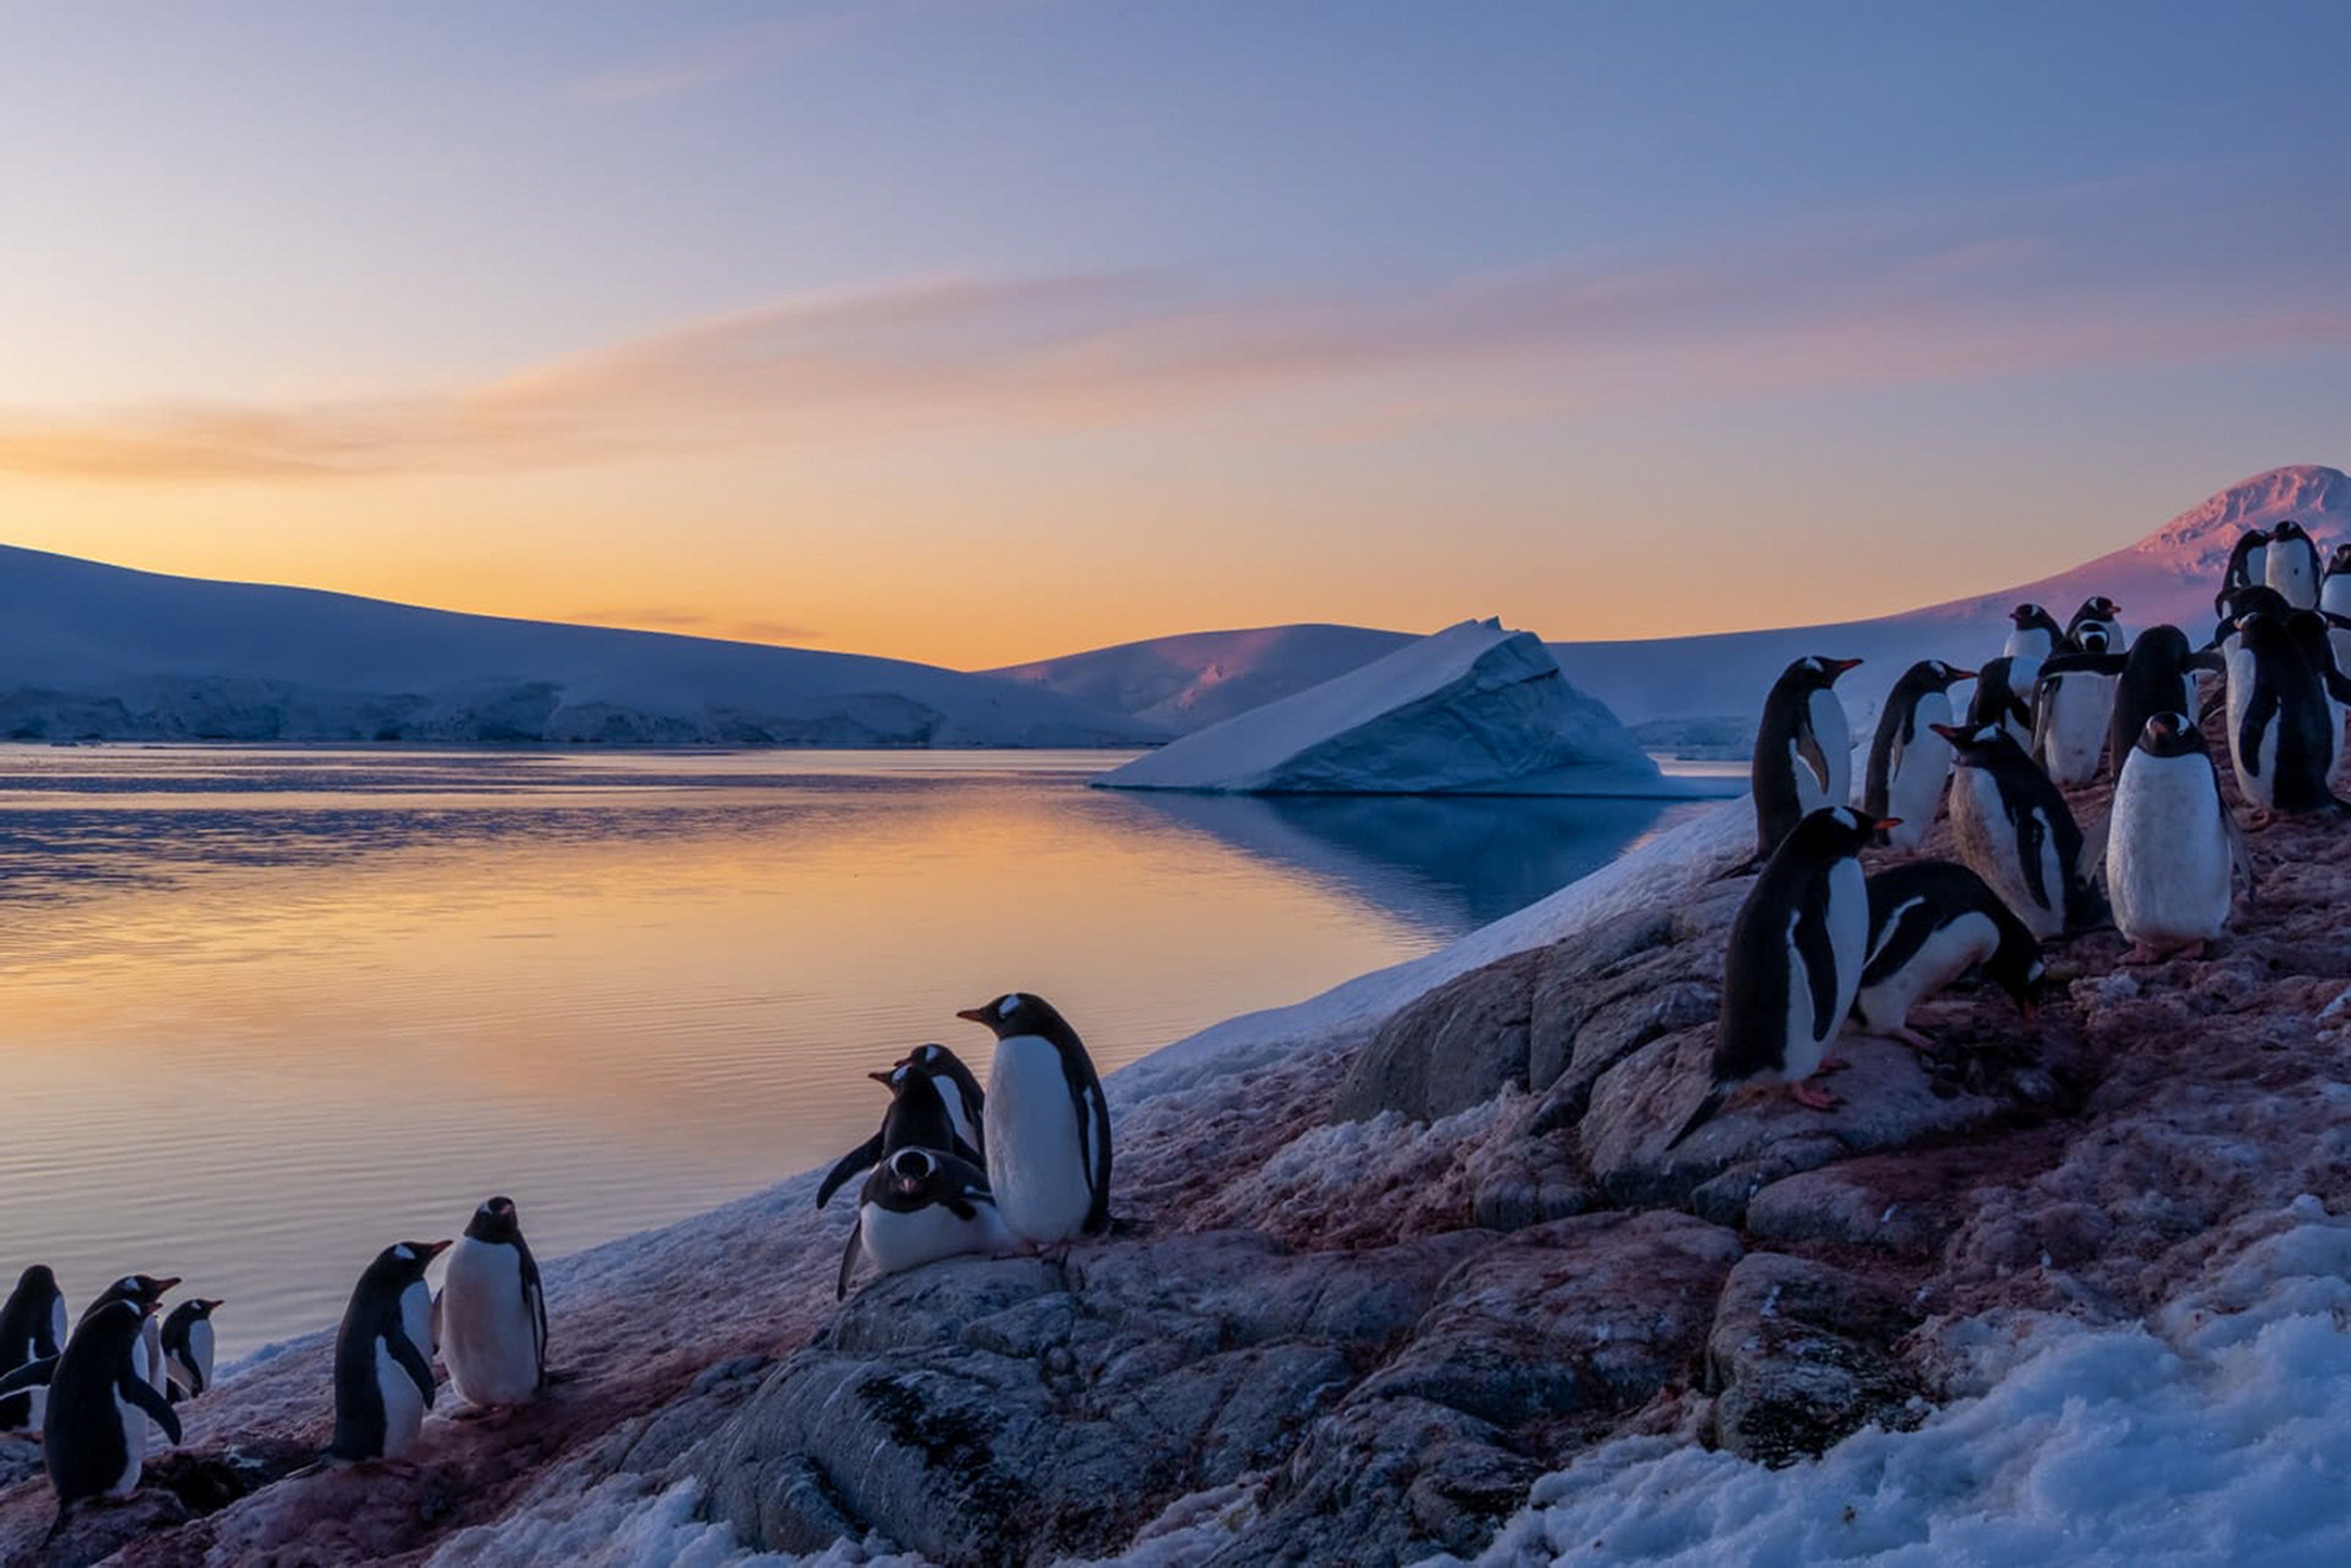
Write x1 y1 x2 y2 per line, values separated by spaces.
0 546 1159 746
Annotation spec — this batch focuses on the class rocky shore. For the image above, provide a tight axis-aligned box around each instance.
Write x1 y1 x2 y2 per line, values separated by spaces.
6 720 2349 1566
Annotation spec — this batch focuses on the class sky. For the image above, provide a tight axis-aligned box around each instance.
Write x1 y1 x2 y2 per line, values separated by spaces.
0 1 2346 668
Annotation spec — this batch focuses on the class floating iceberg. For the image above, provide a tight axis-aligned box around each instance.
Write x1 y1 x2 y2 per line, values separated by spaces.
1093 618 1671 796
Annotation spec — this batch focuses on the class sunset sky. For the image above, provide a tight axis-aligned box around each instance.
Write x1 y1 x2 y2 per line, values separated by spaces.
1 2 2346 668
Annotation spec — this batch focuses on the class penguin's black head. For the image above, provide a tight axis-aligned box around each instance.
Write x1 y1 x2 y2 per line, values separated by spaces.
1930 720 2020 766
956 992 1069 1040
1790 654 1862 688
2075 596 2119 621
2135 711 2206 759
14 1263 56 1296
2328 543 2351 575
465 1196 523 1245
106 1274 180 1309
2010 604 2044 628
885 1147 938 1196
869 1062 915 1092
2077 626 2111 654
2223 585 2290 621
1924 661 1978 689
1985 933 2046 1021
2273 519 2308 543
375 1239 453 1282
1788 805 1889 859
168 1297 225 1324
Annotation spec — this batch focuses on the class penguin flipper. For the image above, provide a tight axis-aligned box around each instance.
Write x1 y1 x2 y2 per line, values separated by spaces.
389 1331 437 1409
1664 1084 1728 1152
1796 728 1832 797
836 1218 863 1302
2018 810 2052 911
0 1356 56 1396
815 1134 885 1210
121 1369 182 1446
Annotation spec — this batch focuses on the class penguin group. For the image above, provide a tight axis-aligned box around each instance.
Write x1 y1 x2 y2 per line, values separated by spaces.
1690 515 2351 1142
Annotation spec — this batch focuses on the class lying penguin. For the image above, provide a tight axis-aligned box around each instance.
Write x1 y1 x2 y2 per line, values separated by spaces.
2103 711 2253 962
836 1147 1008 1299
1851 859 2042 1049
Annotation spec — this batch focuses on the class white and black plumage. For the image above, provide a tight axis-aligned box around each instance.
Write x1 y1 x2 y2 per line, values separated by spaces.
2223 610 2350 822
1667 806 1884 1150
2322 544 2351 676
2104 711 2253 960
0 1297 180 1534
2265 519 2323 610
2215 527 2271 617
959 992 1112 1245
1864 660 1974 852
1751 655 1861 859
330 1240 447 1462
2004 603 2066 662
2063 596 2127 655
1966 656 2037 752
2033 641 2122 788
1935 721 2100 939
0 1265 67 1433
895 1041 987 1161
77 1275 175 1449
1853 859 2043 1049
439 1198 546 1409
816 1058 986 1210
835 1147 1009 1299
159 1298 224 1405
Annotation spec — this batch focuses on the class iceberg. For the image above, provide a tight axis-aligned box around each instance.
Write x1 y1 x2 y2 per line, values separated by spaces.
1093 618 1671 796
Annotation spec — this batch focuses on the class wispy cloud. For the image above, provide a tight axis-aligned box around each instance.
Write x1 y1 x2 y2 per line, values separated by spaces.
3 175 2343 486
572 0 967 104
563 607 813 645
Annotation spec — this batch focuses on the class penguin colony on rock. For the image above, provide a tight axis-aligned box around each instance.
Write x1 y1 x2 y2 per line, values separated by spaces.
6 521 2349 1549
1691 517 2351 1142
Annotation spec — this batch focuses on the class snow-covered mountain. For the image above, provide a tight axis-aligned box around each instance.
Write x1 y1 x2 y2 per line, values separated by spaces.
0 546 1159 746
994 465 2351 738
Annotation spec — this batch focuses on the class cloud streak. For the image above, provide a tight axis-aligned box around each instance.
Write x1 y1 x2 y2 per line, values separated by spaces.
4 176 2344 486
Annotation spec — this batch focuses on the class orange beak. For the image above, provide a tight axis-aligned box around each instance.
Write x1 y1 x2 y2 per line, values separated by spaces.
1947 667 1978 681
954 1007 991 1024
1874 817 1903 833
866 1069 895 1085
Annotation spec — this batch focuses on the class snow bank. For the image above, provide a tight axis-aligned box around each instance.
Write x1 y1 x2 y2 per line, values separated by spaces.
1096 618 1669 796
1453 1199 2351 1567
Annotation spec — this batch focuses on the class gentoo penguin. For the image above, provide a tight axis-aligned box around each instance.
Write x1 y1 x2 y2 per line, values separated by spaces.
2105 712 2253 961
835 1147 1010 1299
2223 611 2348 823
816 1058 986 1209
0 1265 67 1433
1667 806 1886 1149
330 1240 448 1462
0 1297 180 1531
159 1298 224 1404
1966 657 2037 751
894 1041 987 1161
2033 615 2123 786
2004 604 2066 662
2322 544 2351 675
1864 660 1974 851
1853 859 2043 1048
2216 527 2271 616
78 1275 175 1448
1933 722 2099 939
957 992 1112 1244
1751 656 1861 859
2265 519 2323 610
2064 596 2127 654
439 1197 546 1409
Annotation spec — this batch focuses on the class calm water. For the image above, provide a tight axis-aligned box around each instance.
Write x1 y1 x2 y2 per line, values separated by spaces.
0 746 1702 1357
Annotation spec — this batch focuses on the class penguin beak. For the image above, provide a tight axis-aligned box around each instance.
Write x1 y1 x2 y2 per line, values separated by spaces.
423 1240 454 1260
867 1069 896 1085
954 1007 991 1024
1827 657 1863 675
1947 667 1978 681
1928 723 1966 742
153 1276 182 1295
1872 817 1902 834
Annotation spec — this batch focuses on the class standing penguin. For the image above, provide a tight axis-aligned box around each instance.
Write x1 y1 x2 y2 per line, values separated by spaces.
0 1265 67 1433
330 1240 448 1462
1752 656 1862 859
1864 660 1974 851
836 1147 1010 1299
78 1276 175 1449
2087 625 2221 780
2322 544 2351 676
956 992 1112 1245
1934 722 2099 939
2105 712 2253 961
2064 596 2127 654
893 1042 987 1161
2004 604 2066 662
0 1297 181 1532
2265 520 2323 610
439 1199 546 1410
2034 614 2125 787
2223 611 2348 824
1667 806 1887 1149
816 1059 986 1209
1852 859 2043 1049
2216 528 2271 616
159 1298 224 1404
1966 656 2037 751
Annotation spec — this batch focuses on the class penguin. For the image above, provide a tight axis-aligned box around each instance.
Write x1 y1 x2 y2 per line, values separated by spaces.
2216 527 2271 616
159 1298 224 1405
330 1240 448 1462
2064 596 2127 654
2004 603 2066 662
816 1057 986 1210
2032 615 2124 787
2322 543 2351 677
1751 656 1861 859
0 1265 67 1434
835 1147 1010 1300
956 992 1112 1245
1933 722 2099 939
1852 859 2043 1049
893 1041 987 1161
1667 806 1886 1149
2105 712 2253 961
1864 660 1974 852
2037 624 2223 780
438 1197 546 1409
2265 519 2323 610
1966 656 2037 752
2222 610 2348 824
78 1275 175 1449
0 1297 180 1532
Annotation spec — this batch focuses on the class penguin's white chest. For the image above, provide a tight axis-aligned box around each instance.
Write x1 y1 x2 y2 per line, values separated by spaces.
2222 645 2274 808
374 1281 432 1459
2110 753 2232 944
1779 859 1866 1081
133 1317 167 1448
2040 672 2117 787
108 1390 144 1498
1885 695 1952 848
935 1079 981 1156
860 1196 1010 1276
2268 548 2318 609
1802 688 1851 807
985 1035 1095 1244
441 1239 540 1408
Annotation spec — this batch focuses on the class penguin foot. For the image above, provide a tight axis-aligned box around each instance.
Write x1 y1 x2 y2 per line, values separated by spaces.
1787 1081 1842 1112
2119 942 2166 966
2248 809 2278 832
1814 1056 1853 1075
1891 1027 1936 1052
